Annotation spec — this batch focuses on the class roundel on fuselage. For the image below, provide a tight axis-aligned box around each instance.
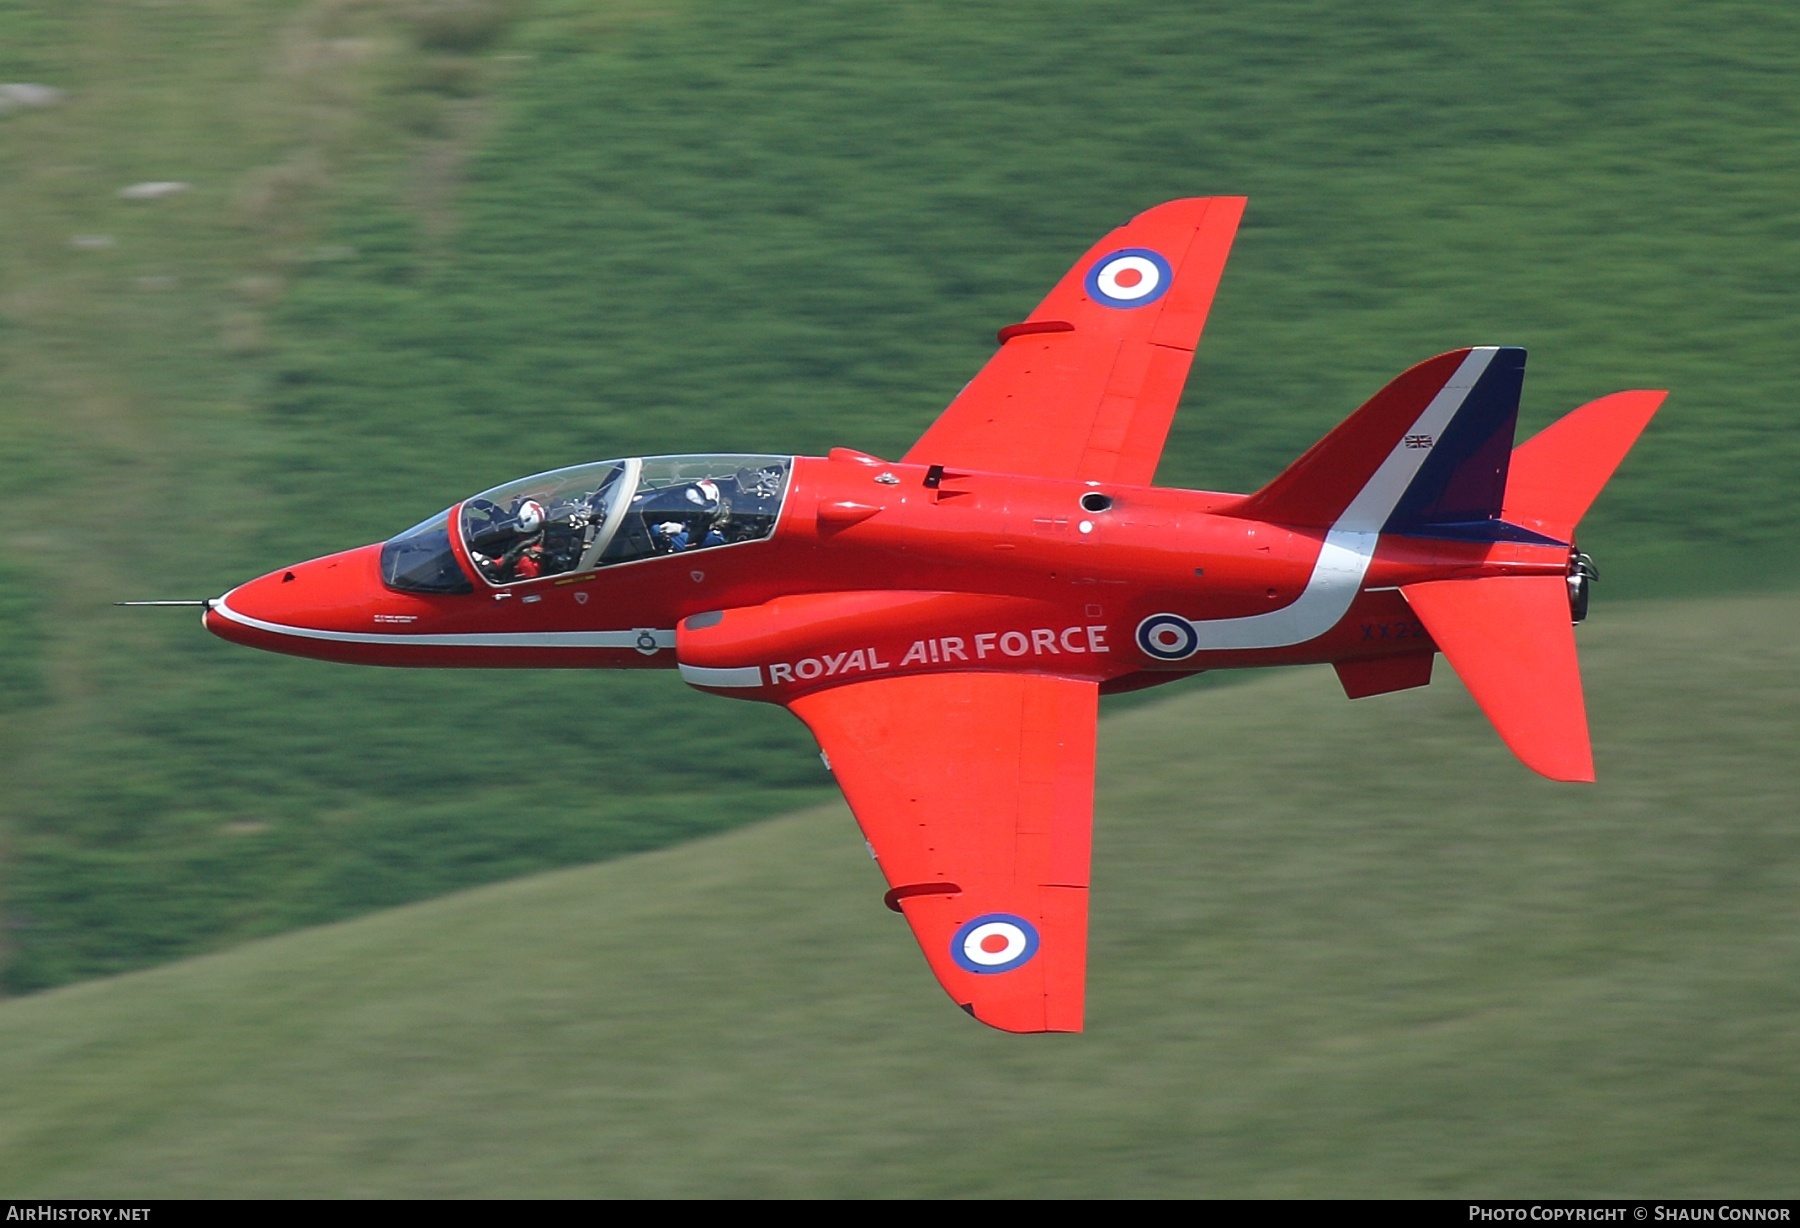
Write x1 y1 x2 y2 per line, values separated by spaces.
1137 613 1200 661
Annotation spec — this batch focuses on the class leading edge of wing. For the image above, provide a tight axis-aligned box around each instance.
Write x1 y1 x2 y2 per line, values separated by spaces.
787 671 1098 1034
903 196 1245 486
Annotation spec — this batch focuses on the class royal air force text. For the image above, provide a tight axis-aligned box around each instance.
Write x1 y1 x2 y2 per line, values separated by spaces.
766 626 1110 685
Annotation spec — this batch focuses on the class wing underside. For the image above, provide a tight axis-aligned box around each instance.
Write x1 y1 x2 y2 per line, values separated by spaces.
787 671 1098 1033
903 196 1245 485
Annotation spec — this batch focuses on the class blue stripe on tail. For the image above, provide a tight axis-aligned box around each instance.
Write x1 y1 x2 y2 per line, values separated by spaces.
1383 347 1558 544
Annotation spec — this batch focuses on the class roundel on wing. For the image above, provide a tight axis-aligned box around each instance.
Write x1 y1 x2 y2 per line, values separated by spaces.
950 913 1041 975
1137 613 1200 661
1085 247 1173 309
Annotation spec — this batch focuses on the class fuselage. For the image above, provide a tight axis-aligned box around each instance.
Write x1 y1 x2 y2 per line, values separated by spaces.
204 448 1572 700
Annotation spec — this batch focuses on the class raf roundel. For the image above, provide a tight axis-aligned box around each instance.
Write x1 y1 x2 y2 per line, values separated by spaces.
951 913 1041 975
1137 613 1200 661
1085 247 1173 309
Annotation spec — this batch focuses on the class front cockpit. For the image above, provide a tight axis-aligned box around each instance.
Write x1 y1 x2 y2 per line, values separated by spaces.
379 454 792 594
379 510 474 594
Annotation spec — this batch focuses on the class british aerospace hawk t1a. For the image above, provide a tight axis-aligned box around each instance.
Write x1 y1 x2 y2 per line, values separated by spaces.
184 199 1663 1033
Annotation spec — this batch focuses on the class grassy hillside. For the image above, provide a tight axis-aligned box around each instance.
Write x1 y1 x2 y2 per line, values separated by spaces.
1 593 1796 1197
5 0 1800 991
0 0 838 992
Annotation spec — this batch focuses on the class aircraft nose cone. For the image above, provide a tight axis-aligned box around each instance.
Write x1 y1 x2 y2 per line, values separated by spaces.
205 543 390 656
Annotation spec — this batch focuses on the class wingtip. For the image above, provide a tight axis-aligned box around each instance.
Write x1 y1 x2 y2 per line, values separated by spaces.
956 996 1084 1034
1130 195 1248 225
1525 748 1596 784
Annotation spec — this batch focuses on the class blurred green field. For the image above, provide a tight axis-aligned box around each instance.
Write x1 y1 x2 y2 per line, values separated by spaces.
3 0 1799 991
1 592 1795 1197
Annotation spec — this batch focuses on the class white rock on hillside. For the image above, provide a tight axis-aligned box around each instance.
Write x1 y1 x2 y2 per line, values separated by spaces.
118 181 191 200
0 82 66 112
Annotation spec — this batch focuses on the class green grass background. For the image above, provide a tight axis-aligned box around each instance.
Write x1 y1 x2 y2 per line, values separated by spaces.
1 0 1796 1034
1 594 1795 1196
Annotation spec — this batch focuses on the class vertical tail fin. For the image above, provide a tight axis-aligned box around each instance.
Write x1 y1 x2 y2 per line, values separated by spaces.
1224 346 1527 534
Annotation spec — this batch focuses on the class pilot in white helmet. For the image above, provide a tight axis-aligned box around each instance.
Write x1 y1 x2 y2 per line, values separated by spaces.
472 499 549 581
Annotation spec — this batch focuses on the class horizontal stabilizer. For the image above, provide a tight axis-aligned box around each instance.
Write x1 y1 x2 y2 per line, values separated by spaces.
1401 576 1594 782
1502 390 1667 542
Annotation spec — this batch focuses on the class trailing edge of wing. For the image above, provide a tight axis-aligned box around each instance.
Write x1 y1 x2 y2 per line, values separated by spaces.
904 196 1245 486
787 671 1098 1034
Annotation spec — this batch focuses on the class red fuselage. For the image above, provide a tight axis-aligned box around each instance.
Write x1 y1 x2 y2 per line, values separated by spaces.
204 448 1570 700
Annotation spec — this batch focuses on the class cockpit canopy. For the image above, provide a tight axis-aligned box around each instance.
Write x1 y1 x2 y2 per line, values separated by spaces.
380 454 791 594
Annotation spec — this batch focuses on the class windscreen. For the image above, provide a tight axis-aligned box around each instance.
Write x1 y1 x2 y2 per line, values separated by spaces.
379 510 475 594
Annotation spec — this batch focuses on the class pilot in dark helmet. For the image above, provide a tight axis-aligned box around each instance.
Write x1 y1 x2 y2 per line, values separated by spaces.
682 481 731 547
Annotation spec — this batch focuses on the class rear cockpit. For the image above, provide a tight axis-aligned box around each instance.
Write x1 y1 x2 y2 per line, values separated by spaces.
380 454 791 594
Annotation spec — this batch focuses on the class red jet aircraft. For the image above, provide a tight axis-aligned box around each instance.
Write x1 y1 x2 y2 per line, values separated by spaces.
195 198 1664 1033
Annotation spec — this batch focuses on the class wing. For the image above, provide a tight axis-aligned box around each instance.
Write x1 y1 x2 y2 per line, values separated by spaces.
787 672 1098 1033
903 196 1245 486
